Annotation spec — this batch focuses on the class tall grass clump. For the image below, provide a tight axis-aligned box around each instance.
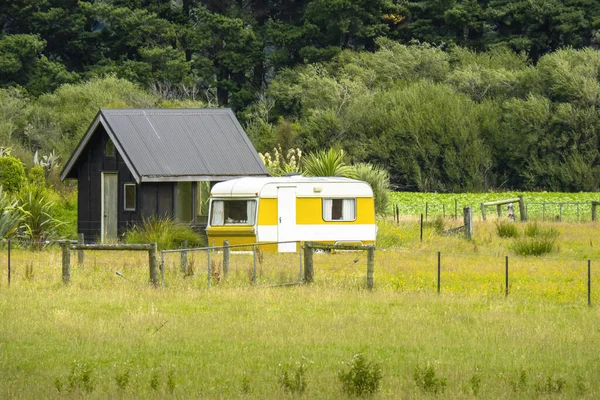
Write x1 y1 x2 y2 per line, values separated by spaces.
510 222 559 256
338 353 382 397
125 216 206 249
495 220 519 238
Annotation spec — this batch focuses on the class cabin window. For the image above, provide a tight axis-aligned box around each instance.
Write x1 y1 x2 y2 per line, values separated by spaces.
210 200 257 226
105 138 116 157
323 198 356 221
124 184 136 211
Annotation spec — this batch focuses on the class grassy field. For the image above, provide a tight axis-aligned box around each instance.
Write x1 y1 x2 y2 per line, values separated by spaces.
390 191 600 221
1 218 600 398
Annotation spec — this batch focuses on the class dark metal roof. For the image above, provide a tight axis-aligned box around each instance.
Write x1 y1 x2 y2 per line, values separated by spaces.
61 108 269 183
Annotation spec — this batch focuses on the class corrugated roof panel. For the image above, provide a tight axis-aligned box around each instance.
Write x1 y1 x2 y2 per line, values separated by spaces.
100 109 269 181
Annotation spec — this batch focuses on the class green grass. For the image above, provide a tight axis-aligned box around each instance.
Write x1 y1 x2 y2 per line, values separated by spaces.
1 219 600 398
390 191 600 221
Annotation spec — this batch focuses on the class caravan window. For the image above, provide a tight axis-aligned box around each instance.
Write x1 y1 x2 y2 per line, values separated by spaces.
323 198 356 222
210 200 257 225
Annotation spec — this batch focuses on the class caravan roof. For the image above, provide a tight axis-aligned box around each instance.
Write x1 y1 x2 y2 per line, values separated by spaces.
210 176 373 198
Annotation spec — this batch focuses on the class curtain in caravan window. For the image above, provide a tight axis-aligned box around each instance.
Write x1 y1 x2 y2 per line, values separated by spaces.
323 199 333 220
247 201 257 224
211 201 224 225
343 199 356 221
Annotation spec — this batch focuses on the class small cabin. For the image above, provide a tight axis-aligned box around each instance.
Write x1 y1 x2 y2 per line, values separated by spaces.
60 108 269 243
206 176 377 252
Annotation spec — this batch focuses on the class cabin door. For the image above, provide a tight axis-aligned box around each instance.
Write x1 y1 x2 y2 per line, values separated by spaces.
277 186 297 252
101 172 118 242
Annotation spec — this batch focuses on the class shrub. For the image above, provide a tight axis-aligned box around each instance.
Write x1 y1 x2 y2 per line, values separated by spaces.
414 363 447 394
510 224 559 256
303 148 357 178
18 187 63 249
278 359 308 394
496 220 519 238
338 353 382 397
353 163 390 215
0 186 23 239
0 156 26 193
125 215 206 249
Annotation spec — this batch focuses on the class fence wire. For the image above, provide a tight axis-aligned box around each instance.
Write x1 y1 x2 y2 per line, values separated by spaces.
0 239 598 305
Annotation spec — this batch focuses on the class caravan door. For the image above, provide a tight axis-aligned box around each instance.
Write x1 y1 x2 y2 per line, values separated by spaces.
277 186 296 252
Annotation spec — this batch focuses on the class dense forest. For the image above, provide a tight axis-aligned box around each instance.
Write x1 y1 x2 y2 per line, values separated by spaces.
2 0 600 192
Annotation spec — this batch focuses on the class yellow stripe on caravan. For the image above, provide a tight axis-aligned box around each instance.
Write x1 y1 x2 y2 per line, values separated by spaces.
296 198 375 225
258 198 278 225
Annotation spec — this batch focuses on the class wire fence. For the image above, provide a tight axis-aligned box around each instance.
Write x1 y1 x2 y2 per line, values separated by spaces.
394 201 600 223
0 239 597 305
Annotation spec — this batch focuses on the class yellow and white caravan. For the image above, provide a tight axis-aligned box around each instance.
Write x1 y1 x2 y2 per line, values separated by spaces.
206 176 376 252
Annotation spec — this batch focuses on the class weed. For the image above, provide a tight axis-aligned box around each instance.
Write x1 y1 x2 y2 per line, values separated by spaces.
53 377 63 393
424 216 446 233
534 374 566 394
167 369 176 394
495 220 518 238
25 262 34 280
211 260 221 284
510 231 559 256
241 374 251 394
184 256 195 277
125 215 206 250
338 353 382 397
67 361 96 394
575 374 587 395
149 370 160 391
376 219 402 248
414 363 446 394
524 222 541 237
510 369 528 392
115 369 130 390
278 359 308 394
469 368 481 396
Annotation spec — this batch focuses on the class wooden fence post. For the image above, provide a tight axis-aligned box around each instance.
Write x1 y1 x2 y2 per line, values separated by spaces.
180 240 188 273
303 243 314 283
519 195 527 221
366 246 374 290
223 240 230 279
464 207 473 239
61 240 70 285
592 202 598 222
481 203 486 221
77 233 84 265
149 243 158 288
496 204 502 218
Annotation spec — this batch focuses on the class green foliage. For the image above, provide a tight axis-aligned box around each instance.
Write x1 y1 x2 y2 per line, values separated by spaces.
353 163 390 215
495 220 519 238
0 186 23 239
125 216 206 250
338 353 382 397
535 374 566 394
18 185 63 250
277 359 308 394
510 225 559 256
0 156 25 193
303 148 357 178
414 363 447 394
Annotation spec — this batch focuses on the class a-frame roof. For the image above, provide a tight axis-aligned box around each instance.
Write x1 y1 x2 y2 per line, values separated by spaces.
61 108 269 183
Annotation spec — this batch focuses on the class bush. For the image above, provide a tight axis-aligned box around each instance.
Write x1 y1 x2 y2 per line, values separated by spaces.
353 163 390 215
496 220 519 238
414 363 447 394
277 359 308 394
0 186 23 239
125 216 206 250
338 353 382 397
18 187 64 250
509 225 559 256
0 156 26 193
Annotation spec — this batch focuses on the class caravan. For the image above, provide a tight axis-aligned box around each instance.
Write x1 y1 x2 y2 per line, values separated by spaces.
206 176 377 252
